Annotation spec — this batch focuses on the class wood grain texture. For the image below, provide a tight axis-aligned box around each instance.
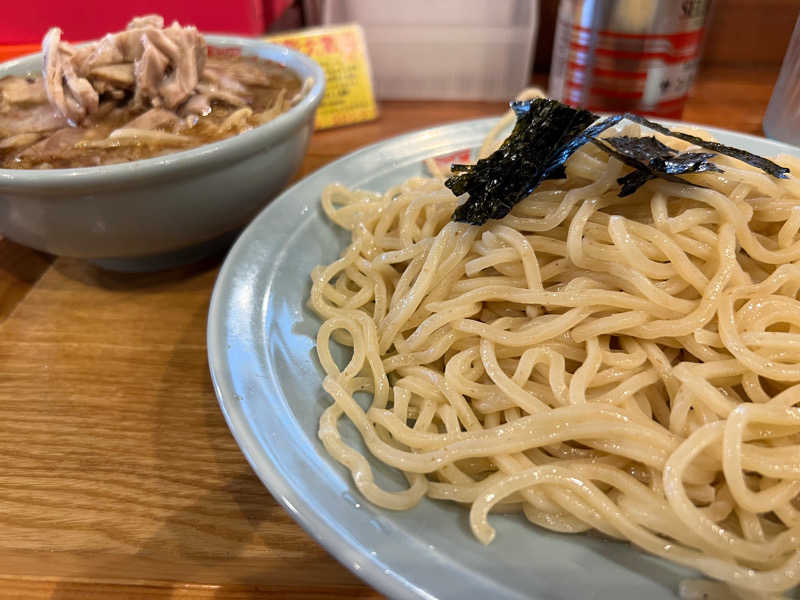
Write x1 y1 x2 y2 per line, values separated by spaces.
685 66 782 135
0 238 52 323
703 0 798 67
0 578 383 600
0 70 784 599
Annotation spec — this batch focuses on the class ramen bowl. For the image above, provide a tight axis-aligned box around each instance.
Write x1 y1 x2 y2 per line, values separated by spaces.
0 35 325 271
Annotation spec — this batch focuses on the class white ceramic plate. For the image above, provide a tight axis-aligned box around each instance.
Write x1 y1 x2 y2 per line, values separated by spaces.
207 118 800 600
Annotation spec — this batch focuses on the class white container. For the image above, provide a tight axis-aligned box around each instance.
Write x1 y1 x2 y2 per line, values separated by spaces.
321 0 539 101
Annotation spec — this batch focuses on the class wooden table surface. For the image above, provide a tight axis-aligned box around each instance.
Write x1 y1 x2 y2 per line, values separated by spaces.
0 66 784 599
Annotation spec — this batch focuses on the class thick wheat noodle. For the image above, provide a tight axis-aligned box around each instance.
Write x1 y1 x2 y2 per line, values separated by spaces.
309 104 800 598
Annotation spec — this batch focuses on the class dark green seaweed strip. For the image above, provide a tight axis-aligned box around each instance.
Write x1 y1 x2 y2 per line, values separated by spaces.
590 138 696 196
624 113 790 179
541 114 625 180
605 136 677 161
655 152 724 175
604 136 723 177
447 99 598 225
445 98 791 225
616 169 656 196
596 135 725 195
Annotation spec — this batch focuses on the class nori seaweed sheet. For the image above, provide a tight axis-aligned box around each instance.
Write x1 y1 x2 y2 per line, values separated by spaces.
623 113 790 180
446 100 598 225
446 99 791 226
593 135 724 196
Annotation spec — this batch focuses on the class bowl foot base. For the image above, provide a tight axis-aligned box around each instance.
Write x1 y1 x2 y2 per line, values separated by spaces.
89 230 240 272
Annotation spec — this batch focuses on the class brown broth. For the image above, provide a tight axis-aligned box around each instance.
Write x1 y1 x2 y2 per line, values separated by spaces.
0 55 302 169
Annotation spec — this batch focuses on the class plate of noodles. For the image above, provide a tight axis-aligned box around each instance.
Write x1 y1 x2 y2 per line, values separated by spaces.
208 102 800 600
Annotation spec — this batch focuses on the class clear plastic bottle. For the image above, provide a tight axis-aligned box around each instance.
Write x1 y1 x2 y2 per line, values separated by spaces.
763 15 800 145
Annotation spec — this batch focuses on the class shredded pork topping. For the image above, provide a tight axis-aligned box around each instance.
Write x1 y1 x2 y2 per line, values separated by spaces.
41 15 217 123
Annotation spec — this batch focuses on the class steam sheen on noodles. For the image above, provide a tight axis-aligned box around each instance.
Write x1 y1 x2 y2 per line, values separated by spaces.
309 104 800 598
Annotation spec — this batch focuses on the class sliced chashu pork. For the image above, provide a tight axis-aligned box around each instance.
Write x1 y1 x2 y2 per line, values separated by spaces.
41 16 207 122
0 76 48 107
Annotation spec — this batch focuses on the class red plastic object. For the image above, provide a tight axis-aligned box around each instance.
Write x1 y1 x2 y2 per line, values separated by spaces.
0 44 40 63
0 1 271 45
